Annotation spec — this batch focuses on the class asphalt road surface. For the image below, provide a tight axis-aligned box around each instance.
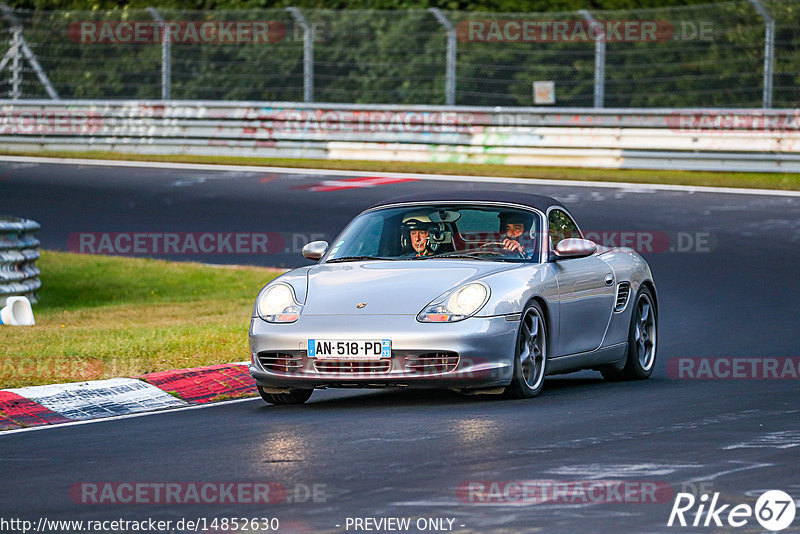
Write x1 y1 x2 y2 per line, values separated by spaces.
1 159 799 534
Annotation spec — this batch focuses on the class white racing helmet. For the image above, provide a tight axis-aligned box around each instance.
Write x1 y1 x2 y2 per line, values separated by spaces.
401 211 449 252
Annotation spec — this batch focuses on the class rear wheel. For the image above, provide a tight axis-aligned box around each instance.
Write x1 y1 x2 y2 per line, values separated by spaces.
257 386 313 405
601 286 657 381
505 301 547 398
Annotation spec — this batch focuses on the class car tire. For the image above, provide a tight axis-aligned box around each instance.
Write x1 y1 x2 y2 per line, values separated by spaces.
601 285 657 381
257 386 313 405
504 301 547 399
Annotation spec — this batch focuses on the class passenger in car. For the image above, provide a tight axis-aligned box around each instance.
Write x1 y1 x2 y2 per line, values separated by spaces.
500 212 537 258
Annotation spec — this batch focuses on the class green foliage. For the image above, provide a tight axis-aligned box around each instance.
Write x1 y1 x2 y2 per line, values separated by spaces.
1 1 798 107
2 0 749 11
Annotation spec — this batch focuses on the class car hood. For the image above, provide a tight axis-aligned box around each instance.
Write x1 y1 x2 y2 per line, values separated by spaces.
302 260 518 315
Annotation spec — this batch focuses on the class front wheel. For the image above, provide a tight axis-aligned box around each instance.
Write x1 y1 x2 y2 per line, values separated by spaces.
601 286 657 381
257 386 313 405
505 301 547 398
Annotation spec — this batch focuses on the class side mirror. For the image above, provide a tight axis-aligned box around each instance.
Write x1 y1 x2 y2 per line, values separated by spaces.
553 238 597 260
302 240 328 261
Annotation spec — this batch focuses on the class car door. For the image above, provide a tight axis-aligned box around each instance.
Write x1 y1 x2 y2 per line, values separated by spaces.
548 208 616 356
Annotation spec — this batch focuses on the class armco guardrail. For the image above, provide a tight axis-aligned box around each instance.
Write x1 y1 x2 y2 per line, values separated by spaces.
1 100 800 172
0 216 41 304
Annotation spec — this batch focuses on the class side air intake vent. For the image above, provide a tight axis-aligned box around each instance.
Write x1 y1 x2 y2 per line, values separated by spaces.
615 283 631 312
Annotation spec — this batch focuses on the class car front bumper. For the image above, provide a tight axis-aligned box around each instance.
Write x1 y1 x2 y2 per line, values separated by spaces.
248 314 518 390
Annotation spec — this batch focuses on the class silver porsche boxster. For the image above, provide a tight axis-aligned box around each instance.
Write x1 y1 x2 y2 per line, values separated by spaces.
249 191 657 405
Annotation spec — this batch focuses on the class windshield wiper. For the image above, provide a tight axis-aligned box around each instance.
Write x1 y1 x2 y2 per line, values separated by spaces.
434 252 502 261
325 256 395 263
437 252 527 262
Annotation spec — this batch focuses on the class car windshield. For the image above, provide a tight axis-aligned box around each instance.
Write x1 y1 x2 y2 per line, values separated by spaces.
325 204 542 263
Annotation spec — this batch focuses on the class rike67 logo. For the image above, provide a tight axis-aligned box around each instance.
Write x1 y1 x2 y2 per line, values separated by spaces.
668 490 796 531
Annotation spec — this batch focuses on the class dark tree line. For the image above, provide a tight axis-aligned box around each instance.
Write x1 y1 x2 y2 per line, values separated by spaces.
5 0 739 13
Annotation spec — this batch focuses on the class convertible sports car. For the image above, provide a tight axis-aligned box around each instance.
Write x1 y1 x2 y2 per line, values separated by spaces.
249 191 657 405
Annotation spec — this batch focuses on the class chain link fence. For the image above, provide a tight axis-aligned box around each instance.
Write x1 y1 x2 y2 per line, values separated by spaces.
0 1 798 107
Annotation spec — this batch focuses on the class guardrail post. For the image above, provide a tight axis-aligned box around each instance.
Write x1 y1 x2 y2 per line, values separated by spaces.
0 25 21 98
429 8 456 106
748 0 774 109
287 7 314 103
146 7 171 100
9 26 20 99
579 9 605 109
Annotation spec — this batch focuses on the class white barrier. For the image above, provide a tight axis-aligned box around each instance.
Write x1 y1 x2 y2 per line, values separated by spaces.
0 296 35 325
1 100 799 172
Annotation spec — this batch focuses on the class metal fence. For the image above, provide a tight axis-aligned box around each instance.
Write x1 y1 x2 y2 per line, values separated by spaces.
0 1 798 108
0 215 40 304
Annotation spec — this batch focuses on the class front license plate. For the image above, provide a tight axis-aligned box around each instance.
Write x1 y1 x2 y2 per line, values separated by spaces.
308 339 391 359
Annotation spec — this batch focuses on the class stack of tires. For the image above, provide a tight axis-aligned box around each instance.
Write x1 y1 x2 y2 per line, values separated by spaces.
0 216 41 306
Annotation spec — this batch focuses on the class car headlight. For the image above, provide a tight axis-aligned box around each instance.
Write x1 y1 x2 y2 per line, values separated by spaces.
256 283 302 323
417 282 490 323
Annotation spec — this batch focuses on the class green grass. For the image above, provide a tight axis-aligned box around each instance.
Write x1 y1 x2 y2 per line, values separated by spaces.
3 149 800 191
0 251 281 388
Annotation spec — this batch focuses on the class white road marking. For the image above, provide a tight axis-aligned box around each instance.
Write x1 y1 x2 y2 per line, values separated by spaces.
723 430 800 450
5 378 187 420
683 461 773 483
545 463 700 479
351 436 435 443
2 155 800 197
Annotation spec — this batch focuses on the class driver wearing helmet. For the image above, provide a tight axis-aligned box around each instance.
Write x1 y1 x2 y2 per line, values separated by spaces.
500 212 536 258
401 213 436 257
